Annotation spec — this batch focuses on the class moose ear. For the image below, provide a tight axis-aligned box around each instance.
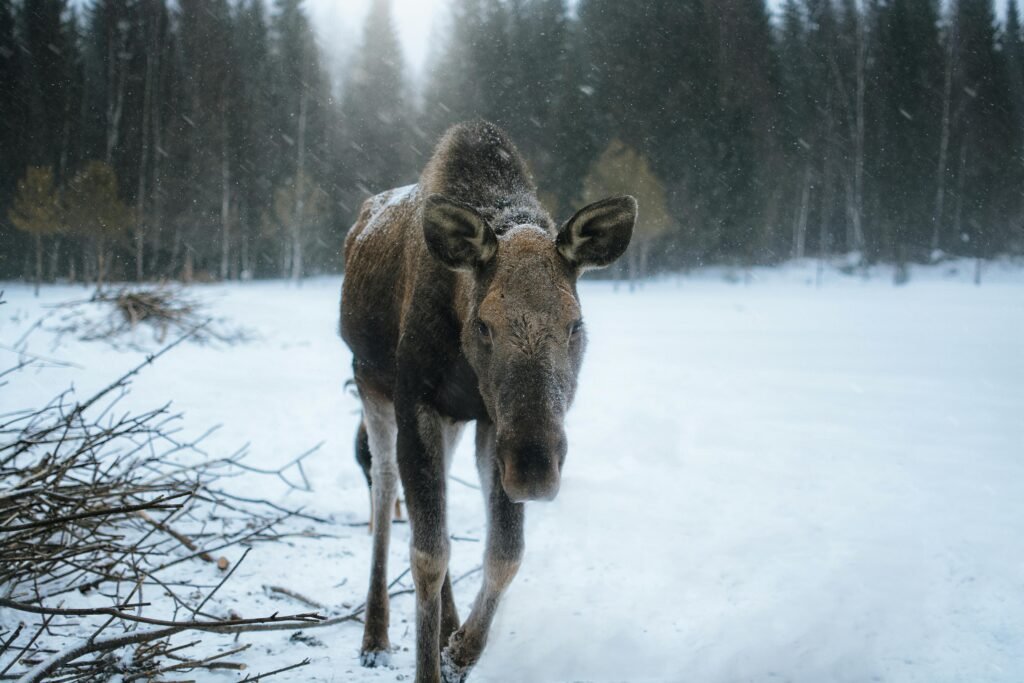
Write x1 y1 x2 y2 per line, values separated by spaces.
423 194 497 271
556 196 637 270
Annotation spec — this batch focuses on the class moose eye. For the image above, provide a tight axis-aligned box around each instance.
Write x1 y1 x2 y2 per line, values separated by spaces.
570 320 584 337
475 320 491 342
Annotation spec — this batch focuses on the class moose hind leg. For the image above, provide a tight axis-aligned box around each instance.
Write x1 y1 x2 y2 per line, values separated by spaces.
439 570 459 653
442 421 524 683
355 420 373 532
360 393 398 667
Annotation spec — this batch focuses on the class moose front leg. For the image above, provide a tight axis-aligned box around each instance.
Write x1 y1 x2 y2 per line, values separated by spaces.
441 421 524 683
358 391 399 667
398 403 456 683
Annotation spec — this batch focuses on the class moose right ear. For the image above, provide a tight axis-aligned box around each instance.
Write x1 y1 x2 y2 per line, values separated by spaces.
423 194 498 271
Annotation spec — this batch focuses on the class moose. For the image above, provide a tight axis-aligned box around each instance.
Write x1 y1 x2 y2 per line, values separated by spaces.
340 121 636 683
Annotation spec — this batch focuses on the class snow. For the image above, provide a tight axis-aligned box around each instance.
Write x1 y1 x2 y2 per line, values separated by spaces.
2 258 1023 682
371 182 418 213
354 183 419 243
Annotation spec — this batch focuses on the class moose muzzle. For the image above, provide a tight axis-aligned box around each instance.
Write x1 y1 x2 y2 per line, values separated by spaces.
497 432 566 502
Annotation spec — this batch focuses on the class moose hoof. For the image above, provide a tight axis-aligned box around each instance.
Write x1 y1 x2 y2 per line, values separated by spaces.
359 648 391 668
440 646 472 683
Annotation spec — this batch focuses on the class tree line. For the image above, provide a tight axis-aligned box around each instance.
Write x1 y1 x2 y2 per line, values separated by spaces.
2 0 1022 286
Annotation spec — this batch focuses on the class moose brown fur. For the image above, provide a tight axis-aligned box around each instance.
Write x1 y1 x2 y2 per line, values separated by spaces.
340 121 636 683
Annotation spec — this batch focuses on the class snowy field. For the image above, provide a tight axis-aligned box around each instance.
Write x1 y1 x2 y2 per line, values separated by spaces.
2 259 1023 682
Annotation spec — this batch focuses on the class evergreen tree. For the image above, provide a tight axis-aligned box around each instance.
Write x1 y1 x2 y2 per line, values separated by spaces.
421 0 486 136
9 166 62 293
703 0 784 262
0 0 27 276
1004 0 1024 243
233 0 274 279
951 0 1017 256
21 0 81 179
65 160 131 287
169 0 236 279
340 0 413 197
869 0 942 259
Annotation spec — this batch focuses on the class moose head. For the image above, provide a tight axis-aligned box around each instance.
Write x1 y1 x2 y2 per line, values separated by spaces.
423 194 637 501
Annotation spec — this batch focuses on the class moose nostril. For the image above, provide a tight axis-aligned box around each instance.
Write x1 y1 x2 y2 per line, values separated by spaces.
513 442 552 475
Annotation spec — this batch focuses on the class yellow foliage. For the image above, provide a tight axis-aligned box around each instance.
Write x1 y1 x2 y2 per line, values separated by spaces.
9 167 62 237
65 161 132 242
264 171 328 236
581 140 671 241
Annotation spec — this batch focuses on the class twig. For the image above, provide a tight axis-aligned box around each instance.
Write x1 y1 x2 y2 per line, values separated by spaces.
0 624 24 662
17 624 184 683
263 585 324 611
0 598 324 631
1 491 189 532
237 657 311 682
192 547 249 617
217 565 483 634
136 510 214 562
125 643 251 680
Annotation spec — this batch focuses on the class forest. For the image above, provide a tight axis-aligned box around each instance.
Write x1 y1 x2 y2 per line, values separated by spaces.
1 0 1023 285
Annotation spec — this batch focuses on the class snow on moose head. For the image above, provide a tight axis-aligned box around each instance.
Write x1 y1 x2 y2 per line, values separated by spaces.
423 193 637 501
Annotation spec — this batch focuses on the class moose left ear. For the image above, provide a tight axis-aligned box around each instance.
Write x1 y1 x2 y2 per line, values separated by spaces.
423 194 498 271
556 196 637 270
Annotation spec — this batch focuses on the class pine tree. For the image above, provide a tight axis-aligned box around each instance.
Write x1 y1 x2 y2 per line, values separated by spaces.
21 0 79 176
1004 0 1024 240
951 0 1016 256
421 0 486 136
340 0 413 197
234 0 274 279
170 0 236 279
266 0 332 279
703 0 783 263
871 0 942 260
65 160 131 287
0 0 27 277
0 0 25 192
9 166 63 294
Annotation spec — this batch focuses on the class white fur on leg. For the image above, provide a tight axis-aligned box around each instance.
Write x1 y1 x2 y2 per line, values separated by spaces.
360 649 391 668
440 646 472 683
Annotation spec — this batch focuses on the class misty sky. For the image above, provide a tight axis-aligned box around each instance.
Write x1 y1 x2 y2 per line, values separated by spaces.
309 0 1015 87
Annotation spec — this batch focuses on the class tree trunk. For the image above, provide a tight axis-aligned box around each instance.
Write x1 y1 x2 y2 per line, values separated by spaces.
105 19 130 164
932 26 956 256
240 218 251 280
48 237 60 282
639 239 650 281
627 243 639 291
169 225 182 281
291 230 303 285
150 13 165 279
220 114 231 281
291 83 310 284
848 8 867 259
953 138 968 247
96 238 106 291
34 233 42 297
794 163 811 259
135 11 156 282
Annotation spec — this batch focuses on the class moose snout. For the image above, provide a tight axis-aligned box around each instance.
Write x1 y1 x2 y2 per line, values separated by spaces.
497 436 566 503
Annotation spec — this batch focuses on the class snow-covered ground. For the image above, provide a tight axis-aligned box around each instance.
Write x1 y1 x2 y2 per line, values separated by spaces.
2 259 1023 682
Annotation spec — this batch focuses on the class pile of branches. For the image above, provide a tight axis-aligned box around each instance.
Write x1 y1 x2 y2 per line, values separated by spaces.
0 334 324 681
36 286 250 348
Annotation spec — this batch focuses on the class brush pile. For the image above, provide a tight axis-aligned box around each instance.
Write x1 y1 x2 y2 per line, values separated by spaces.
40 286 250 348
0 334 324 681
